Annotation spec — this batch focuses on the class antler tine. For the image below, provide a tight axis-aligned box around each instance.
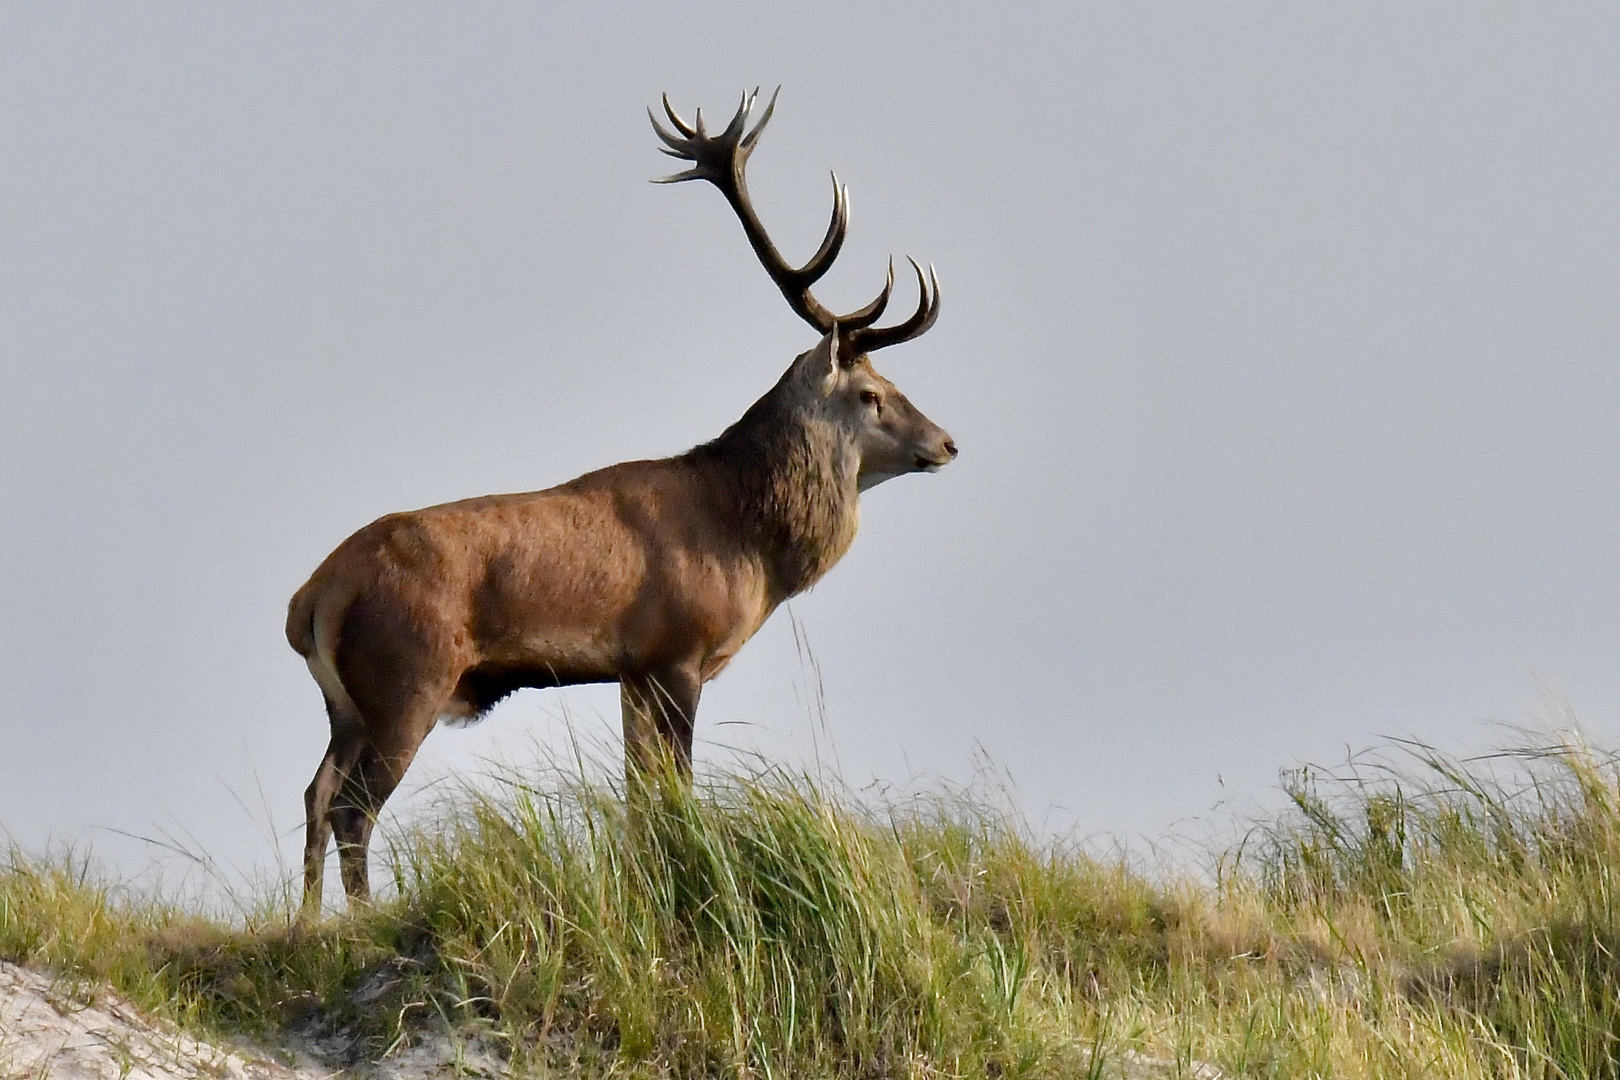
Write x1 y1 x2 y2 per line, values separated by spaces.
740 86 780 153
836 257 895 332
795 174 849 287
718 89 754 144
844 259 940 354
661 94 696 138
648 110 687 153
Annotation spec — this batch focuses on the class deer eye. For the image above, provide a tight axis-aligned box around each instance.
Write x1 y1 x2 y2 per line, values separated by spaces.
859 389 883 411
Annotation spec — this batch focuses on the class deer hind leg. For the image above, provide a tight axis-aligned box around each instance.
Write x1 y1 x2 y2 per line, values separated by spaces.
620 664 703 783
329 696 441 906
302 702 366 915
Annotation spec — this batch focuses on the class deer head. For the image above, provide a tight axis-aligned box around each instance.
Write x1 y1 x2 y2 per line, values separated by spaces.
651 88 956 490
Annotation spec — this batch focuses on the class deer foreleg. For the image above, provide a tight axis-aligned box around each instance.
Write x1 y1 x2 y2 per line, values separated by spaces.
620 665 703 781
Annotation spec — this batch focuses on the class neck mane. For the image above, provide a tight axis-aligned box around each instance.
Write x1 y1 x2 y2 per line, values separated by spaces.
685 377 860 599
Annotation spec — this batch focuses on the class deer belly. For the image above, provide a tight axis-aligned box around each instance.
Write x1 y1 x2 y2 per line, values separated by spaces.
450 636 621 719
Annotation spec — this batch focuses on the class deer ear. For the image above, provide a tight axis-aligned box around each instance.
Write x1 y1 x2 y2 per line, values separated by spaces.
804 326 841 393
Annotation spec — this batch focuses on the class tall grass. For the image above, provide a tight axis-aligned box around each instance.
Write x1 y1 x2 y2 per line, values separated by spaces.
5 732 1620 1077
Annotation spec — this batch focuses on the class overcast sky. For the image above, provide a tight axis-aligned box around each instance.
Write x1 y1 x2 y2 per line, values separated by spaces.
4 4 1619 893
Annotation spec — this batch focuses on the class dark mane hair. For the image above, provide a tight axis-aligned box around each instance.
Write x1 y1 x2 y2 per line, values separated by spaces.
684 362 860 599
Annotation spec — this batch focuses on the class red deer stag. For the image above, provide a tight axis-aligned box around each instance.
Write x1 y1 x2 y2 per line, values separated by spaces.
287 89 956 908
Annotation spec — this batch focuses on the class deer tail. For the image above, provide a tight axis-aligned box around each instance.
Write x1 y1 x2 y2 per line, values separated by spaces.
287 576 362 724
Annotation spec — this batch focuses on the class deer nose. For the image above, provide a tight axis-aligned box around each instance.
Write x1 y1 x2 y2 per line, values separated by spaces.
943 439 958 459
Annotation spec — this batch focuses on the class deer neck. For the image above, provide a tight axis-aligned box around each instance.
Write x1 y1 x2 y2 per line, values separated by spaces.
753 417 861 598
695 398 862 601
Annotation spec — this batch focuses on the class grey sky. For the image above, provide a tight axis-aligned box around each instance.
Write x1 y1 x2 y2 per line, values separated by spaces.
3 5 1619 889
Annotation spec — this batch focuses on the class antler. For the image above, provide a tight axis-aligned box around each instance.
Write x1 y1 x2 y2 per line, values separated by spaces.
650 88 939 356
